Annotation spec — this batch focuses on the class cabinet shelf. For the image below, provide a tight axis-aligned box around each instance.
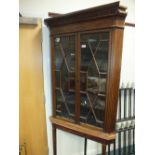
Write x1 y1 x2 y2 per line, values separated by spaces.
87 88 106 96
68 89 106 97
69 70 107 76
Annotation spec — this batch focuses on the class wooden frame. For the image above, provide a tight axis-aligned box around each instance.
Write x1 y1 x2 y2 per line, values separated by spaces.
45 1 127 155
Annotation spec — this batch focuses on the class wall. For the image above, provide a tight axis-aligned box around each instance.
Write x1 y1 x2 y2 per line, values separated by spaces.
19 0 134 22
19 0 135 154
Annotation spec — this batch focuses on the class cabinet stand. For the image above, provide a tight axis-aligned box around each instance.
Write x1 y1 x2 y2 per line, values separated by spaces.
52 124 57 155
52 127 107 155
84 138 106 155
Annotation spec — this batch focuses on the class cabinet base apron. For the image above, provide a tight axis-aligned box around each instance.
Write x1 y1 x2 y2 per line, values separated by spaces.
51 117 115 155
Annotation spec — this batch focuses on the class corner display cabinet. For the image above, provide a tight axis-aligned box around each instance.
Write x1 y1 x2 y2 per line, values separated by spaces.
45 2 127 155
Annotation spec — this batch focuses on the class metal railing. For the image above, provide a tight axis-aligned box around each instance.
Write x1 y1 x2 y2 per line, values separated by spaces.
105 86 135 155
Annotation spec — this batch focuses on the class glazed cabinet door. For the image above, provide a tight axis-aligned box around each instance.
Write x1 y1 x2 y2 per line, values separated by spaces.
79 31 110 128
54 34 76 120
53 31 110 129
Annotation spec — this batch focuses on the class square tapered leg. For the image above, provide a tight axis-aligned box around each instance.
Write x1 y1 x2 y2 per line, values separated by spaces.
52 124 57 155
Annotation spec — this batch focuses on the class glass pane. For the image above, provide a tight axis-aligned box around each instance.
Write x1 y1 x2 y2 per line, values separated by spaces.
55 70 60 87
56 89 67 117
80 71 87 91
80 32 109 128
54 35 76 120
80 94 90 122
68 72 75 90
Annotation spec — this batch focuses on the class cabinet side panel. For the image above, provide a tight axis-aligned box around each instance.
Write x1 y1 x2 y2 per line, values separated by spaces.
51 35 56 116
104 29 124 133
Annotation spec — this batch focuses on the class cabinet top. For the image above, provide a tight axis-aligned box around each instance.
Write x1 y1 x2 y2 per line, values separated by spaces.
44 1 127 27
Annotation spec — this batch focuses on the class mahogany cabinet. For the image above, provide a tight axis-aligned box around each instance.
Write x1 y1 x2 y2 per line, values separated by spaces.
45 2 127 155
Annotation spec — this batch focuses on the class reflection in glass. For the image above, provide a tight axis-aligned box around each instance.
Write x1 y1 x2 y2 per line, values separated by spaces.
54 35 76 119
80 72 87 91
80 32 109 128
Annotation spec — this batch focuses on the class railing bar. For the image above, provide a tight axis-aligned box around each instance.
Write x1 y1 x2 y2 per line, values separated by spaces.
128 128 131 154
133 128 135 153
123 130 126 155
84 138 87 155
131 128 134 154
129 88 132 118
118 131 121 155
117 117 135 123
119 89 122 120
124 89 127 119
108 144 110 155
113 141 116 155
116 126 134 132
133 89 135 117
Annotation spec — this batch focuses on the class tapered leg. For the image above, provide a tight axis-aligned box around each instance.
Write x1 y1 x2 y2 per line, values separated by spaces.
84 138 87 155
102 144 106 155
52 124 57 155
